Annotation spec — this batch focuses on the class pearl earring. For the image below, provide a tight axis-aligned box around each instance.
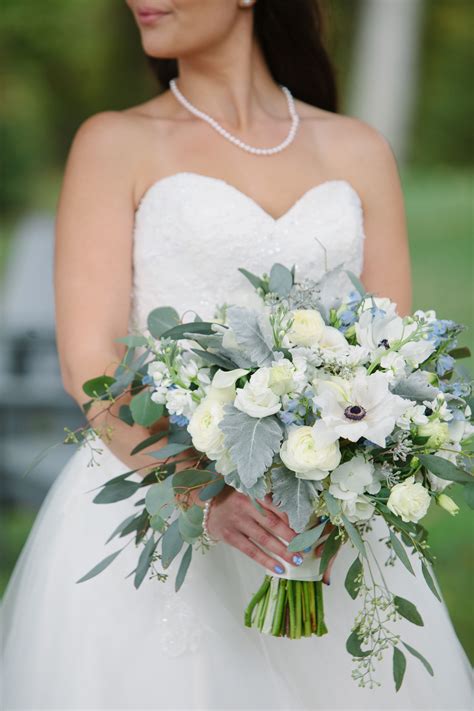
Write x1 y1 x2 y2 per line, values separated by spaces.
241 0 254 6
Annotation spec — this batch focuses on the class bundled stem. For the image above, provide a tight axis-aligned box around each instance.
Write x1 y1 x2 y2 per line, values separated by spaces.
245 576 328 639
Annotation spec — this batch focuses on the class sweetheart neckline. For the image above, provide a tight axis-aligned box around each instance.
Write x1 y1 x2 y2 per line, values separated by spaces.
134 171 363 224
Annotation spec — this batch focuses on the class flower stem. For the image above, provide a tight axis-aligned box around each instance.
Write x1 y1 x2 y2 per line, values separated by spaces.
294 580 302 639
303 582 312 636
287 579 296 638
315 580 328 636
308 580 317 633
244 575 271 627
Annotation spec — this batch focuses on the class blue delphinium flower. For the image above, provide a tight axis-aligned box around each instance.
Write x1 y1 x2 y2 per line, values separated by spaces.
169 413 189 427
436 354 455 376
142 374 153 386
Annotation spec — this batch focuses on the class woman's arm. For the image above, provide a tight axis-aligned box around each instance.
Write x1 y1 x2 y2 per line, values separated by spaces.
55 111 161 473
345 120 412 316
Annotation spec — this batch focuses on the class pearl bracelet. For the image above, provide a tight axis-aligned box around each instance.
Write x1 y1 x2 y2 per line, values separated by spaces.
202 499 220 546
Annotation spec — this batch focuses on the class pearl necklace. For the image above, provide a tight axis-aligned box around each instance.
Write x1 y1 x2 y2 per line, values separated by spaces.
169 78 300 156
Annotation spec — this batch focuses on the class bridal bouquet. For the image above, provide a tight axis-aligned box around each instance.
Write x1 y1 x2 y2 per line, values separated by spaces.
75 263 473 691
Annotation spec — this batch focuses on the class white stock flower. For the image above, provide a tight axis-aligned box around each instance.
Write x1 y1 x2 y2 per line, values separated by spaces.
280 422 341 481
314 371 411 447
187 397 226 460
287 309 326 348
234 368 281 418
166 388 195 420
387 475 431 522
397 404 429 431
329 455 381 501
318 326 350 354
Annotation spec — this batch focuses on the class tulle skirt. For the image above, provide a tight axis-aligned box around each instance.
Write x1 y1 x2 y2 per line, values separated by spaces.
1 440 472 710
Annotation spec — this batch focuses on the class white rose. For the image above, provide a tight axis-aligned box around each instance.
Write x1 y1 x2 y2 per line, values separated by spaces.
187 397 225 459
234 368 281 418
287 309 326 347
329 455 381 499
269 359 295 396
318 326 350 354
341 495 375 523
387 475 431 523
280 423 341 481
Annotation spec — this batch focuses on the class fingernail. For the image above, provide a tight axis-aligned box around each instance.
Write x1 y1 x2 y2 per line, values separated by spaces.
303 546 312 553
292 554 303 566
324 579 331 586
320 515 329 523
274 564 284 574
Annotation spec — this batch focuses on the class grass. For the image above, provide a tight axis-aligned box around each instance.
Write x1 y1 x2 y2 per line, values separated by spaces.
0 168 473 660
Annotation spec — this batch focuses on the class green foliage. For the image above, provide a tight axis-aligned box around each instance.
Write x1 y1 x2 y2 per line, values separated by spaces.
130 390 164 427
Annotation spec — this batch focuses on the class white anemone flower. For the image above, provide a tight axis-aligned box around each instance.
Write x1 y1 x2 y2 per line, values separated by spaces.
356 311 435 368
314 371 412 447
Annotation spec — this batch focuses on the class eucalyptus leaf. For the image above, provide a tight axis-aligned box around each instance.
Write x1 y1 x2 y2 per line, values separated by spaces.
226 306 274 366
198 478 226 500
269 263 293 297
172 469 217 493
161 519 184 568
322 490 341 519
168 424 193 446
449 346 471 360
145 478 175 517
149 442 191 460
115 335 148 347
130 389 164 427
287 520 327 552
93 480 141 504
220 406 282 489
105 513 139 544
394 595 424 626
344 270 366 297
418 454 473 485
341 515 366 558
421 561 442 601
175 544 193 592
346 627 371 658
131 430 167 455
161 321 216 341
118 404 134 426
147 306 179 338
82 375 116 399
464 483 474 509
319 527 342 575
402 641 434 676
344 557 363 600
150 514 167 532
389 529 415 575
77 549 122 583
238 267 266 292
134 535 158 589
393 647 407 692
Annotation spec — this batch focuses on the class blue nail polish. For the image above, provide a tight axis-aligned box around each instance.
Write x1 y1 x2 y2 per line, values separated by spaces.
320 515 329 523
303 546 312 553
292 554 303 565
274 564 284 574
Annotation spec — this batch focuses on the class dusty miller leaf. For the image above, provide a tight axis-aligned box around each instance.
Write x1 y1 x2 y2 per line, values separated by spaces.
219 406 282 489
271 466 320 533
226 306 274 366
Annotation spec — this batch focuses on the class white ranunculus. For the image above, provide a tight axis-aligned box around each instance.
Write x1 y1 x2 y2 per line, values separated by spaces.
234 368 281 418
269 358 295 396
314 371 412 447
187 397 226 460
341 495 375 523
387 475 431 522
287 309 326 348
280 423 341 481
329 455 381 501
318 326 350 354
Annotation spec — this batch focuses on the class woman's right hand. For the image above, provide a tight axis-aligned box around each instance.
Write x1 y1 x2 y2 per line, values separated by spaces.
205 487 306 574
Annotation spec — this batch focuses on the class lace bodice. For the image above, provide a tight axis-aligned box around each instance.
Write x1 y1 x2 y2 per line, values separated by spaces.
129 172 366 331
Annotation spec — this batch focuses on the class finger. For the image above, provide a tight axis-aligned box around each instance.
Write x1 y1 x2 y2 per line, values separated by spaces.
242 518 304 567
259 494 290 524
250 501 298 546
227 531 288 574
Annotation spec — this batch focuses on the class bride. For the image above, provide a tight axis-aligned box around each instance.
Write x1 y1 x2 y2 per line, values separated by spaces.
2 1 472 709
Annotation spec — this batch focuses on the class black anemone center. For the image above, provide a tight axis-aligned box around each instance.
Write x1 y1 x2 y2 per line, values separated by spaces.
344 404 367 421
378 338 390 350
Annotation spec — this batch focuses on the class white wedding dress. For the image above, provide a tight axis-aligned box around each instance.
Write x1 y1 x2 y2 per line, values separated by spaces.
2 172 472 710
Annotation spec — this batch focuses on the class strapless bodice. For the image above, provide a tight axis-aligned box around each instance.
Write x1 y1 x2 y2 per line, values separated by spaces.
129 172 366 330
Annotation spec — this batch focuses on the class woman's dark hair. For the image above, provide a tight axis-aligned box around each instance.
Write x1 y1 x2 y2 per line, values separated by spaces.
147 0 338 112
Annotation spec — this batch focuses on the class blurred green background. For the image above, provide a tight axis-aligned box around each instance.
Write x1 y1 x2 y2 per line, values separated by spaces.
1 0 473 660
